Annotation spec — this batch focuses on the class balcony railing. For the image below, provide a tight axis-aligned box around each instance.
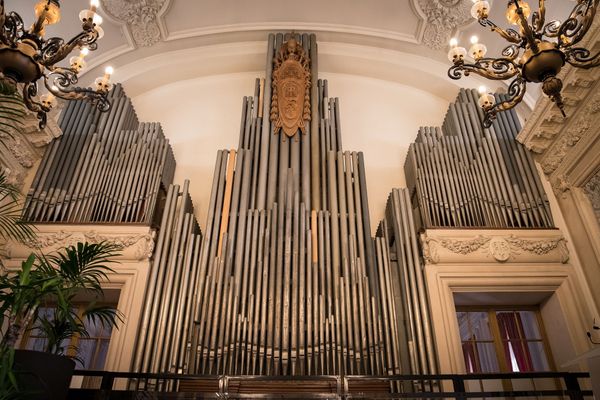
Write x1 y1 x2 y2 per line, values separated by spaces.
68 370 593 399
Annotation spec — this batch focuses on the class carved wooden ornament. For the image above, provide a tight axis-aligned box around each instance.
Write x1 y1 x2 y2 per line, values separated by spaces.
270 37 311 140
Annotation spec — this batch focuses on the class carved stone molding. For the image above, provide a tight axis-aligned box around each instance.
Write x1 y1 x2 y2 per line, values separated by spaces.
584 170 600 226
2 225 156 262
518 15 600 160
421 229 569 264
540 90 600 176
101 0 171 47
0 94 62 189
414 0 472 49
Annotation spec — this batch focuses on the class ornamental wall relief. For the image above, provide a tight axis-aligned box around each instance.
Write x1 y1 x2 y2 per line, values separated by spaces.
415 0 472 49
422 232 569 264
100 0 171 47
270 36 311 141
3 229 156 262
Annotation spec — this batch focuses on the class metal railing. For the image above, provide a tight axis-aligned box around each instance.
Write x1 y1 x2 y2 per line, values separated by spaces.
68 370 593 399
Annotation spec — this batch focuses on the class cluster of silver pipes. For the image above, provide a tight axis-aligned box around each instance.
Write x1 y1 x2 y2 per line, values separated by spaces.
405 89 553 229
23 84 175 224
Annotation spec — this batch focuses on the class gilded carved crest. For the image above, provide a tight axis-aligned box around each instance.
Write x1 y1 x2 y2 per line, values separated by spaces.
270 36 311 140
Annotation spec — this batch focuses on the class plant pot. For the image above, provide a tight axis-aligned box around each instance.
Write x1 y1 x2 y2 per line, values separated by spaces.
14 349 75 400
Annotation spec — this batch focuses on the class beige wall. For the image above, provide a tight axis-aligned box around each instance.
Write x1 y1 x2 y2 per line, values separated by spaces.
132 72 449 232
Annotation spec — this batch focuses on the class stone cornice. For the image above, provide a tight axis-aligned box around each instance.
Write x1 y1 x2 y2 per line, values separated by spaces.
421 229 569 265
1 224 156 264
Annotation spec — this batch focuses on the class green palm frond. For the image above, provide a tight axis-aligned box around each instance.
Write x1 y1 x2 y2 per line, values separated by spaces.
83 302 123 330
43 242 120 293
0 93 25 141
0 93 24 138
0 171 35 244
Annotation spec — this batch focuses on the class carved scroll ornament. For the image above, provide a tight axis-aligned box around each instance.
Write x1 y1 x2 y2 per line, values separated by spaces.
270 37 311 140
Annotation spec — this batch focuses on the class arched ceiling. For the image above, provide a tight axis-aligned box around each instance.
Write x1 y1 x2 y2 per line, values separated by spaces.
5 0 579 110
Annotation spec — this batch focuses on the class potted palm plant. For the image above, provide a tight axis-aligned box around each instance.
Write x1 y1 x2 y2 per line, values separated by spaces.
1 242 122 400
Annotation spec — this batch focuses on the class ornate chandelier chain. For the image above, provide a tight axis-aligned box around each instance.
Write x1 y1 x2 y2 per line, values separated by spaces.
0 0 114 128
447 0 599 127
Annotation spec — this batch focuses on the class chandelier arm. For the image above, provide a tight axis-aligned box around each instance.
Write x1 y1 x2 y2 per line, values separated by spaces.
542 20 562 38
22 82 49 129
479 18 522 45
513 0 539 52
43 73 110 113
501 44 521 61
45 66 79 89
448 58 519 81
482 76 527 128
40 30 99 68
2 12 24 45
564 47 600 69
557 0 598 48
532 0 546 33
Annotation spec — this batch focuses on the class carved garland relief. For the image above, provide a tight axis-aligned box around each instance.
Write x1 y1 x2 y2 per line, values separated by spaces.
270 37 311 141
8 230 157 261
422 234 569 264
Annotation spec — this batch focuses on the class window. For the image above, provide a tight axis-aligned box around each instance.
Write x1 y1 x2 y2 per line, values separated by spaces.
457 307 554 373
21 304 114 370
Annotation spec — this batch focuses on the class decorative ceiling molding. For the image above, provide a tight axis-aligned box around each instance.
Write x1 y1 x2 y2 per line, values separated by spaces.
100 0 172 48
413 0 472 49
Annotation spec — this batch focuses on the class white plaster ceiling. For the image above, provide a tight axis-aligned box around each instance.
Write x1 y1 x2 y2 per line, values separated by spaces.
5 0 578 107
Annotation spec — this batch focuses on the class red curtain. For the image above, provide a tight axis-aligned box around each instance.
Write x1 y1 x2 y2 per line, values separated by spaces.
462 340 478 373
497 312 533 371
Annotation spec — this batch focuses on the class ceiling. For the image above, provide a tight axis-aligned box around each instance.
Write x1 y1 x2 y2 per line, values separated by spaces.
5 0 578 108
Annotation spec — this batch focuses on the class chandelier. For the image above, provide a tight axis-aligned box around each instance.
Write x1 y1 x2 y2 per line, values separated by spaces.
0 0 115 128
447 0 599 127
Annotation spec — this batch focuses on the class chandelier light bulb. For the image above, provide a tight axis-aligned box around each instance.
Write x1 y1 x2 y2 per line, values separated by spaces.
470 36 479 45
105 66 114 77
478 89 495 110
471 0 490 19
469 40 487 60
80 47 90 57
90 0 100 12
506 1 531 25
449 38 458 48
448 45 467 64
40 91 57 109
92 13 103 26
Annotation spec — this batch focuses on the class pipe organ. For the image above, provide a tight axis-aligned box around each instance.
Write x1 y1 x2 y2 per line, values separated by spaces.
23 84 175 224
405 89 553 229
139 33 409 377
20 32 557 383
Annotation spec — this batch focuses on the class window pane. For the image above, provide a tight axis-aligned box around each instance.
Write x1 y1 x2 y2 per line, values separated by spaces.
476 342 500 372
93 340 110 370
518 311 541 339
26 337 48 352
462 341 500 373
458 311 491 340
469 312 492 340
78 339 96 369
503 340 534 372
528 341 550 371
